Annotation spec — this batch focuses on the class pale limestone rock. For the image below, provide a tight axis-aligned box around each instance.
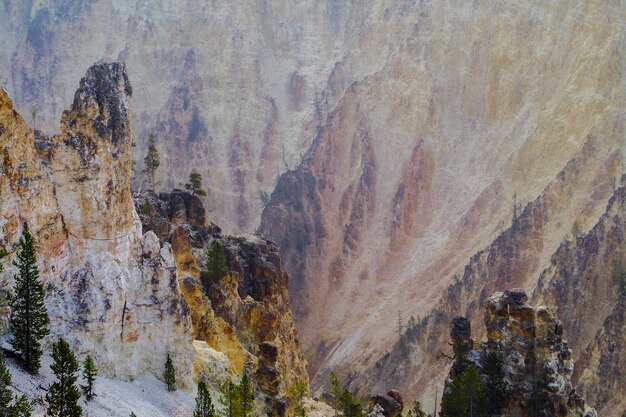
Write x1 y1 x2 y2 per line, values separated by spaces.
0 65 194 385
192 340 231 390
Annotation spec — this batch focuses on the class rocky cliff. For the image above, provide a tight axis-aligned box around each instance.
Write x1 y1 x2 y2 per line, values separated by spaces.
135 190 309 406
0 63 194 383
442 290 596 417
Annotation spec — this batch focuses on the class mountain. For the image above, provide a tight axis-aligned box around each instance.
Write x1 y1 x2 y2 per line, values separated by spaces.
1 1 625 415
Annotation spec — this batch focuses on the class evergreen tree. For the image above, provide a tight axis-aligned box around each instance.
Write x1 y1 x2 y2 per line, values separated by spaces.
129 413 137 417
239 372 253 417
202 240 229 289
80 355 98 401
163 353 176 392
10 224 50 374
406 400 426 417
483 352 506 415
46 338 82 417
185 172 207 197
328 372 362 417
218 379 242 417
139 198 153 216
142 134 160 193
0 247 7 272
0 352 34 417
289 380 309 415
194 379 216 417
442 365 487 417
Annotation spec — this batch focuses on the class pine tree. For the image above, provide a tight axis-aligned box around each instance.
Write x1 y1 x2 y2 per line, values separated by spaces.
129 413 137 417
163 353 176 392
483 352 506 415
202 240 229 289
406 400 426 417
239 372 253 417
442 365 487 417
10 224 50 374
289 380 309 415
185 172 207 197
80 355 98 401
46 338 82 417
194 379 216 417
142 134 160 193
218 379 242 417
0 352 34 417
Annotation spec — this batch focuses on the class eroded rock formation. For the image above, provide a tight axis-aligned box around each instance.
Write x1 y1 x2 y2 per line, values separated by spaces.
135 189 309 400
0 63 194 382
442 290 596 417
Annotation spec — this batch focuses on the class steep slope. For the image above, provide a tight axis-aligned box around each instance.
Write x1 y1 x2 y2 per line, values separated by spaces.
257 0 625 405
0 63 194 383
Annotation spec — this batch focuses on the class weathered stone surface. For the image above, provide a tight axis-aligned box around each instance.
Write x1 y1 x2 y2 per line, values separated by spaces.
370 393 401 417
136 189 309 398
441 291 596 417
0 65 195 384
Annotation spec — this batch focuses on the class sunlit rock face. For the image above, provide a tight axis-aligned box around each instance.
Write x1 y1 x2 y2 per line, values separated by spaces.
0 64 194 384
135 190 309 398
2 1 625 414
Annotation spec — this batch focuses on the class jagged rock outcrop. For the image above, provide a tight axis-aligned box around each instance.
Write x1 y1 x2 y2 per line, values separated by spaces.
0 63 194 383
135 190 309 400
370 390 403 417
441 290 596 417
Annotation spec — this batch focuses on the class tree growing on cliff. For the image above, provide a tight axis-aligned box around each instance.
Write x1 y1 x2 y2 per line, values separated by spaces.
185 171 207 196
203 240 229 289
0 352 34 417
289 380 309 415
442 365 487 417
406 400 426 417
239 372 254 417
10 224 50 374
163 353 176 392
483 352 506 415
46 338 82 417
81 355 98 401
194 379 216 417
219 379 242 417
143 133 160 193
328 372 363 417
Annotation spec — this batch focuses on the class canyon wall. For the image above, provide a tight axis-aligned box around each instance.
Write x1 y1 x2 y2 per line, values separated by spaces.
2 1 625 415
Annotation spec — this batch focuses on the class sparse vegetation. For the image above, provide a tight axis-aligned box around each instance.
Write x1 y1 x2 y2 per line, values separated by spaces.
0 351 34 417
139 197 153 215
613 262 626 297
406 400 426 417
258 190 271 209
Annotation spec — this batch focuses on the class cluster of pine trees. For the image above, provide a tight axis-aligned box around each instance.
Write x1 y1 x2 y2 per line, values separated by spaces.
441 352 506 417
329 372 363 417
0 225 101 417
